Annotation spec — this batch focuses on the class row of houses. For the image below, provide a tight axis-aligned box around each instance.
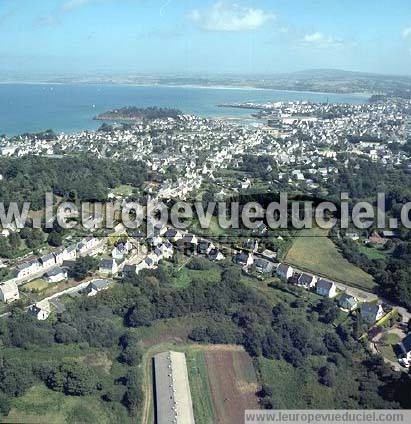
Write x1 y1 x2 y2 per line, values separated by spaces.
14 236 100 280
0 237 102 304
276 263 385 324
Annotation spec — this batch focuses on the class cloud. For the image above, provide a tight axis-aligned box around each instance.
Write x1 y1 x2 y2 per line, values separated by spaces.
188 2 275 32
302 32 343 48
403 27 411 38
62 0 93 12
33 14 60 27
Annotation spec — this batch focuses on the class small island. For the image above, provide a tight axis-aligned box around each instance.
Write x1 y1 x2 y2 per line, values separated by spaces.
94 106 182 121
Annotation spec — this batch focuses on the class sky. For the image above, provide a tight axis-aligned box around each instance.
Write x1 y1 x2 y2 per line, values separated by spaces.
0 0 411 77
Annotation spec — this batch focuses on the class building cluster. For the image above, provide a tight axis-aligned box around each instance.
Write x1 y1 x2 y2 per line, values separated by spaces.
2 100 409 203
0 235 103 304
275 262 385 324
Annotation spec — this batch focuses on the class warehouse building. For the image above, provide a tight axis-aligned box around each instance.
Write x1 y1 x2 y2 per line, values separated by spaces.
153 351 195 424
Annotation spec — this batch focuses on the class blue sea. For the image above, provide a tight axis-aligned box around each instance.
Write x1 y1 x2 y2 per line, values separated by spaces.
0 83 369 135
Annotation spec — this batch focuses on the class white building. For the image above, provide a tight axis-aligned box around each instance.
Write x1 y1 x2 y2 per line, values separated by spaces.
28 300 51 320
0 280 19 303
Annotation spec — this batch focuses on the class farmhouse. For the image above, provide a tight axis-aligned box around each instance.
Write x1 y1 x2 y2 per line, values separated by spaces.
153 351 195 424
316 279 337 298
0 280 19 303
361 302 384 324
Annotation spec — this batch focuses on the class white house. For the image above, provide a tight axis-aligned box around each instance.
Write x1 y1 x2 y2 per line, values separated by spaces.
53 248 66 266
77 237 100 256
361 302 384 324
182 233 198 246
316 279 337 298
63 245 77 262
0 280 19 303
297 273 317 289
208 248 225 261
276 264 293 280
43 266 68 283
28 300 51 320
85 279 112 297
152 243 173 261
398 334 411 368
233 251 254 267
39 253 56 269
99 258 118 276
53 246 77 265
15 259 41 279
164 228 183 242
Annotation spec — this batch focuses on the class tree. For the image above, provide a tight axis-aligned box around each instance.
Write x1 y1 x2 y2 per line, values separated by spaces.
0 392 10 416
119 344 143 366
24 229 44 249
69 256 99 280
45 362 100 396
8 233 21 250
122 369 143 413
47 231 62 247
125 298 154 327
260 384 273 397
0 358 35 397
318 365 336 387
54 322 80 344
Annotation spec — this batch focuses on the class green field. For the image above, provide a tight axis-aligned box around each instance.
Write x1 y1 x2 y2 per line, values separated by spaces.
190 215 226 237
358 245 386 260
257 356 350 409
112 184 134 197
5 385 130 424
22 279 49 292
168 261 221 288
285 227 375 290
186 350 215 424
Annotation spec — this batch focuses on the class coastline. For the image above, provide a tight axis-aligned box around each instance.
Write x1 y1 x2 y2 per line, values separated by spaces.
0 80 371 97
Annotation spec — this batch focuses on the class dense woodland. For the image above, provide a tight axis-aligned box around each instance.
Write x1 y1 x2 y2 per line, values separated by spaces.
0 264 410 418
0 155 147 209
